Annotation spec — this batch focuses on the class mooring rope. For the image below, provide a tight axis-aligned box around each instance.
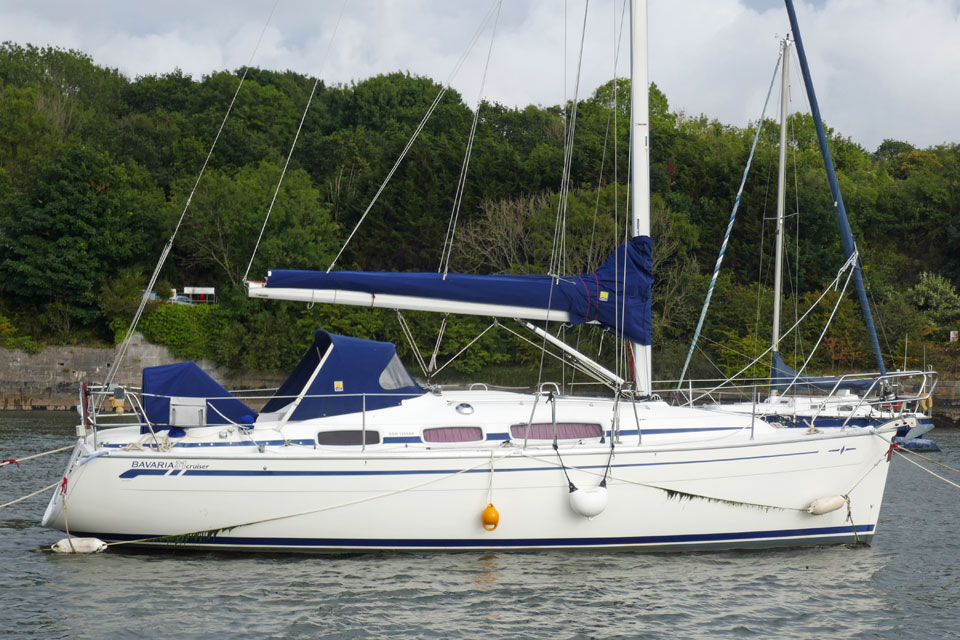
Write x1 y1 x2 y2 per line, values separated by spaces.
0 445 74 469
895 448 960 490
894 445 960 476
61 484 76 553
0 445 75 510
0 481 61 510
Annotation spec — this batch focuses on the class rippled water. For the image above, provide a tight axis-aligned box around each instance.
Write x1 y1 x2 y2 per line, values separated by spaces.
2 411 959 639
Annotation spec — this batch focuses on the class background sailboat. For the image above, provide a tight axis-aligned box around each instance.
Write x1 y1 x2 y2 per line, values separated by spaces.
675 31 936 446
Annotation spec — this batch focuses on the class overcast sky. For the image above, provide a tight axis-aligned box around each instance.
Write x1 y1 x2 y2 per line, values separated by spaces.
1 0 958 151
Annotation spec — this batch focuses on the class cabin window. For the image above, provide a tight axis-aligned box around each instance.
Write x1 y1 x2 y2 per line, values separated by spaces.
509 423 603 440
379 354 417 391
316 430 381 446
423 427 484 443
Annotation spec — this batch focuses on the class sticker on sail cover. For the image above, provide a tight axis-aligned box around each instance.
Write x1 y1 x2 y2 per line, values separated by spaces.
334 381 344 392
599 291 609 302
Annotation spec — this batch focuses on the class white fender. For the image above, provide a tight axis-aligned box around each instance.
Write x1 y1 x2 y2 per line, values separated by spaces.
51 537 108 554
806 495 846 516
569 486 608 518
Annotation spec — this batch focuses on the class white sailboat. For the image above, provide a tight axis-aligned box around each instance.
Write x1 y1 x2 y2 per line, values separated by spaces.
42 0 910 552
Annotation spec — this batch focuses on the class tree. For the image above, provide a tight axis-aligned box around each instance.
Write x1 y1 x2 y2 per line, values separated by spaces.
0 145 164 335
874 138 915 162
171 160 339 285
909 272 960 339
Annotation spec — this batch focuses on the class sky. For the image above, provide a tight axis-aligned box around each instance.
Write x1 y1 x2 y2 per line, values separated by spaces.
1 0 958 151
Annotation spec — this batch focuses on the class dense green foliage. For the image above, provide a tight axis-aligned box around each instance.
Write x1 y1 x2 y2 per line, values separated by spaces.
1 42 958 383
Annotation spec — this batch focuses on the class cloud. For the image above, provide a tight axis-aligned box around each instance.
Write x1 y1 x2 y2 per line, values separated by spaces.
1 0 957 149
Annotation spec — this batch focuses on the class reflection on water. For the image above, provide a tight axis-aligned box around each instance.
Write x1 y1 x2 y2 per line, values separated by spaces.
473 553 500 587
2 412 959 639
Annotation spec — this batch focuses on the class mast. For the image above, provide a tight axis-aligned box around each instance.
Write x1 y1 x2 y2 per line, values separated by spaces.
770 36 791 398
630 0 652 396
783 0 887 375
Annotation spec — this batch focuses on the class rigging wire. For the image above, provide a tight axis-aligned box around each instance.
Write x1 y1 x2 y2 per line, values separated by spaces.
396 311 429 377
429 321 499 378
789 44 807 366
499 322 618 389
612 0 624 382
243 0 348 283
102 0 280 397
692 251 859 404
752 126 775 368
427 314 449 374
550 0 593 279
618 132 632 383
778 255 858 396
438 0 503 278
676 51 783 390
752 57 786 362
571 0 628 391
328 0 502 273
869 286 895 363
536 0 591 390
428 1 502 379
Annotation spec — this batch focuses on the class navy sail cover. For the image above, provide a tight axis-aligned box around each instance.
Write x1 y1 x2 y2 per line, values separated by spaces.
261 329 424 420
141 361 257 433
265 236 653 345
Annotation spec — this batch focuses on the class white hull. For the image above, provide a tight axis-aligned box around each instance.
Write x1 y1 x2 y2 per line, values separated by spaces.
43 395 895 552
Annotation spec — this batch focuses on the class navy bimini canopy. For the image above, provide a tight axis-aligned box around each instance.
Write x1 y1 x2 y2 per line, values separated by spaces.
265 236 653 345
770 352 875 393
141 361 258 434
261 330 424 420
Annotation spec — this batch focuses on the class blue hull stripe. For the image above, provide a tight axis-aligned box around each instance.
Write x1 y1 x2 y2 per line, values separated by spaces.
71 524 875 549
117 449 819 479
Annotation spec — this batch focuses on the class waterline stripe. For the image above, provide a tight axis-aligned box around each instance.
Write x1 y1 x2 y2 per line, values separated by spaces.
73 524 876 549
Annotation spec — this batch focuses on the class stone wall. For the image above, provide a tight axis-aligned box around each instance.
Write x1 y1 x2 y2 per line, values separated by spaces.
932 379 960 427
0 334 282 410
2 338 959 426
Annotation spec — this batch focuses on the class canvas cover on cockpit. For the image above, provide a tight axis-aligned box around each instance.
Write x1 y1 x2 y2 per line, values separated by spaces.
770 352 875 393
260 329 424 420
140 361 258 433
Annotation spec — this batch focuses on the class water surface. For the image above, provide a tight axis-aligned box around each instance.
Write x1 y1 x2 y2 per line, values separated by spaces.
2 412 958 639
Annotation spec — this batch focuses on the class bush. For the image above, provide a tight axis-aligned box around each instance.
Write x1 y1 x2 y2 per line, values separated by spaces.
0 308 42 353
139 303 221 362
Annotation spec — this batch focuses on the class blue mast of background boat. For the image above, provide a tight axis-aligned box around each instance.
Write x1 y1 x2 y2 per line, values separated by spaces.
783 0 887 376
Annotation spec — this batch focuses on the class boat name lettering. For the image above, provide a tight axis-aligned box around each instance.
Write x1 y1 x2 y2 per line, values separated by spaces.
130 461 210 470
